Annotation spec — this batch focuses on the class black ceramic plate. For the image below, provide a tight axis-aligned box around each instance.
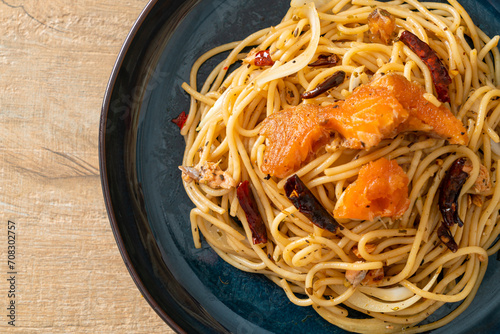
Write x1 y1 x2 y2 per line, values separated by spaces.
99 0 500 333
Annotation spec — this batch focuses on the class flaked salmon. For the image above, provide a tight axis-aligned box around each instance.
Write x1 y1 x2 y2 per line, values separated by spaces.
259 74 467 178
333 158 410 220
260 104 334 178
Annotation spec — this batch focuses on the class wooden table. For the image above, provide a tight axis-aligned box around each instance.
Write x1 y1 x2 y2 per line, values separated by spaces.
0 1 174 332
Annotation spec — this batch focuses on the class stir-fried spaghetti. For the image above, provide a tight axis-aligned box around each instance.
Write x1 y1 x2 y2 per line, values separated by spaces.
177 0 500 332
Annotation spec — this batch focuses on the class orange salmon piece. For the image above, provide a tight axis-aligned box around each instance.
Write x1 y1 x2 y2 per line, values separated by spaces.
326 86 409 149
369 74 468 145
259 74 467 178
368 8 396 44
334 158 410 220
259 104 337 178
259 90 409 176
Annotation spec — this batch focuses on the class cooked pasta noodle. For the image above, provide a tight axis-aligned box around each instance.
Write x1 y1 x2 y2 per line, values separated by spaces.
178 0 500 332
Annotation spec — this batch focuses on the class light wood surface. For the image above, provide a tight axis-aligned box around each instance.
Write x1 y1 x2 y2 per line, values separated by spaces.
0 1 174 332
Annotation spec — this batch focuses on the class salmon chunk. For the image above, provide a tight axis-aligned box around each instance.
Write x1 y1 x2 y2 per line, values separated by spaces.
326 86 409 149
368 8 396 44
369 74 468 145
334 158 410 220
259 74 467 178
259 104 335 178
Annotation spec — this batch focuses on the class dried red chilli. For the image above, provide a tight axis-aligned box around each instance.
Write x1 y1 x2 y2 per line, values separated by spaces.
439 158 468 228
284 174 342 233
308 54 340 67
236 180 268 244
171 111 188 129
301 70 346 99
438 157 469 252
399 31 452 103
254 50 275 66
437 224 458 253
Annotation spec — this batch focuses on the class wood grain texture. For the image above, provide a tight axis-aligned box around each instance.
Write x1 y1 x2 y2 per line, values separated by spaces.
0 1 174 332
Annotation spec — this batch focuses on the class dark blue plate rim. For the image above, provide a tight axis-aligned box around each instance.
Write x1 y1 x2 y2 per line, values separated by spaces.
99 0 184 332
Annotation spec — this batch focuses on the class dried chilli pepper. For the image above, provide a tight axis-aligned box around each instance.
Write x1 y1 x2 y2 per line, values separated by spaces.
309 54 340 67
254 50 275 66
236 180 268 244
437 224 458 253
438 158 469 252
284 174 342 233
301 70 346 99
399 31 452 103
171 111 188 129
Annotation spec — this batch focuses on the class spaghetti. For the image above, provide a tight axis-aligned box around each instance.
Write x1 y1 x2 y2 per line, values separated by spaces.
178 0 500 332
